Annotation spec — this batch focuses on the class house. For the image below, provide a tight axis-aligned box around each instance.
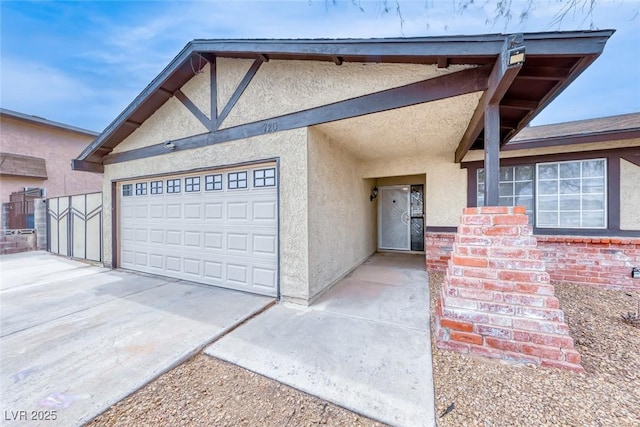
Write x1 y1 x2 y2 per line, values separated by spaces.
0 108 102 230
71 30 640 311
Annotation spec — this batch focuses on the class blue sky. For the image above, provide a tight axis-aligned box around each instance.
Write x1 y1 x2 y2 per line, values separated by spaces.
1 0 639 132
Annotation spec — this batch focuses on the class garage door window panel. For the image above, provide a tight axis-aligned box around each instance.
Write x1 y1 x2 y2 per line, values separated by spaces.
167 179 181 193
150 181 163 194
228 171 247 189
122 184 133 196
254 168 276 187
135 183 147 195
205 174 223 191
185 177 201 192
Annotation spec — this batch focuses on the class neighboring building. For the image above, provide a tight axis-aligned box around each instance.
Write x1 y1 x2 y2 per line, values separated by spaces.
72 30 639 306
0 109 102 229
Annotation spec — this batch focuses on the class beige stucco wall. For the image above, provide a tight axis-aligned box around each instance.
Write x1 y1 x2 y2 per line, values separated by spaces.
362 154 467 227
181 63 212 119
620 158 640 231
216 58 254 113
377 174 426 187
306 128 377 301
111 97 207 154
102 128 310 302
220 59 473 129
0 116 102 203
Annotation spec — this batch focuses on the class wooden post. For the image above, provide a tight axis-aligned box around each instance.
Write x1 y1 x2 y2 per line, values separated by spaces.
484 103 500 206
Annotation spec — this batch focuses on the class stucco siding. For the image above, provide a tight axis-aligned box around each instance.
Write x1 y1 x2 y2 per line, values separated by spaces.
362 154 467 228
620 158 640 231
220 60 474 129
111 97 208 154
216 57 254 114
307 128 377 301
102 128 310 301
377 174 426 187
181 63 212 119
0 116 101 203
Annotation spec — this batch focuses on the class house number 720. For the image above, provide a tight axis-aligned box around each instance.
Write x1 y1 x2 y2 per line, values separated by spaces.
263 122 278 133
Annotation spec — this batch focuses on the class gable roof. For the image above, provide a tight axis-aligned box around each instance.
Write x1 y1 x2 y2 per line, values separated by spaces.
504 112 640 150
0 108 98 137
74 30 614 169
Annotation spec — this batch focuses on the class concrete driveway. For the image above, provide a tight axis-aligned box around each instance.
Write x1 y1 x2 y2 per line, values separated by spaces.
0 251 273 426
206 252 436 427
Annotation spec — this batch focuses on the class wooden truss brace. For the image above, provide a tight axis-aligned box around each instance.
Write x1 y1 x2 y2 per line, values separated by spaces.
103 65 491 165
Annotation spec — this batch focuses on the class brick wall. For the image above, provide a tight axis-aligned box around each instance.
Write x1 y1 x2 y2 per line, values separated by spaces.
434 206 583 372
426 232 640 291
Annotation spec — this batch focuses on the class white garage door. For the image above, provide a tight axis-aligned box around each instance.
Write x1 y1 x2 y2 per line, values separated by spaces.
119 164 278 296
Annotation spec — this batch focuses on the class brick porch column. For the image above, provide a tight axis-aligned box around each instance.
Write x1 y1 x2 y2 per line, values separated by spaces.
434 206 584 372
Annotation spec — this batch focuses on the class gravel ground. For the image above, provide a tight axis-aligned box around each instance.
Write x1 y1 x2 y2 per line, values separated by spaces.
89 274 639 427
430 271 640 427
88 355 384 427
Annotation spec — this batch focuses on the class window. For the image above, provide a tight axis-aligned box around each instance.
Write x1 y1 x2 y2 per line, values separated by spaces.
150 181 163 194
477 165 534 224
135 182 147 195
536 159 606 228
185 176 200 192
254 168 276 187
167 179 181 193
476 159 607 229
122 184 132 197
228 171 247 189
205 174 222 191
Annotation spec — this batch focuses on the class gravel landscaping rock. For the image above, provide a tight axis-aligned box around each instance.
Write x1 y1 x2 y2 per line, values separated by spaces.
429 271 640 427
88 355 385 427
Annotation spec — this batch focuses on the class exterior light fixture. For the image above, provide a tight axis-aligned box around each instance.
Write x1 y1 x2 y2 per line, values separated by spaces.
370 186 378 201
508 46 525 67
164 141 176 150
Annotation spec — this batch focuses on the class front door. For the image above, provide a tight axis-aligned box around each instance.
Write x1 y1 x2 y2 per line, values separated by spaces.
378 186 411 250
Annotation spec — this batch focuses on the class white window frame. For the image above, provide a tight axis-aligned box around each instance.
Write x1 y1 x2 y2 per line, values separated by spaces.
535 158 607 229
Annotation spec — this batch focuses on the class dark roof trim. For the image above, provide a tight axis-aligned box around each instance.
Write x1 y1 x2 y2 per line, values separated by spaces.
503 128 640 151
76 30 614 165
504 113 640 150
0 108 98 137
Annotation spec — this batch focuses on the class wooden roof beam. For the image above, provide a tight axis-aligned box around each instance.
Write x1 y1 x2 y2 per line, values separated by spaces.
517 66 570 80
501 98 538 110
455 34 525 163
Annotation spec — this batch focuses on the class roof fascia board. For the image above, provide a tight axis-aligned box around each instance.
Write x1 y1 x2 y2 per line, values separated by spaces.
77 42 198 160
504 128 640 151
71 159 104 173
76 30 615 164
0 108 98 137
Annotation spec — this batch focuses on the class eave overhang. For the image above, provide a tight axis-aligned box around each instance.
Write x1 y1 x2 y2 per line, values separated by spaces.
74 30 614 171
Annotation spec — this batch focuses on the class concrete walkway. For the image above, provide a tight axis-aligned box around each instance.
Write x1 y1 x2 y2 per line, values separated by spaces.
0 251 274 427
206 252 436 427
